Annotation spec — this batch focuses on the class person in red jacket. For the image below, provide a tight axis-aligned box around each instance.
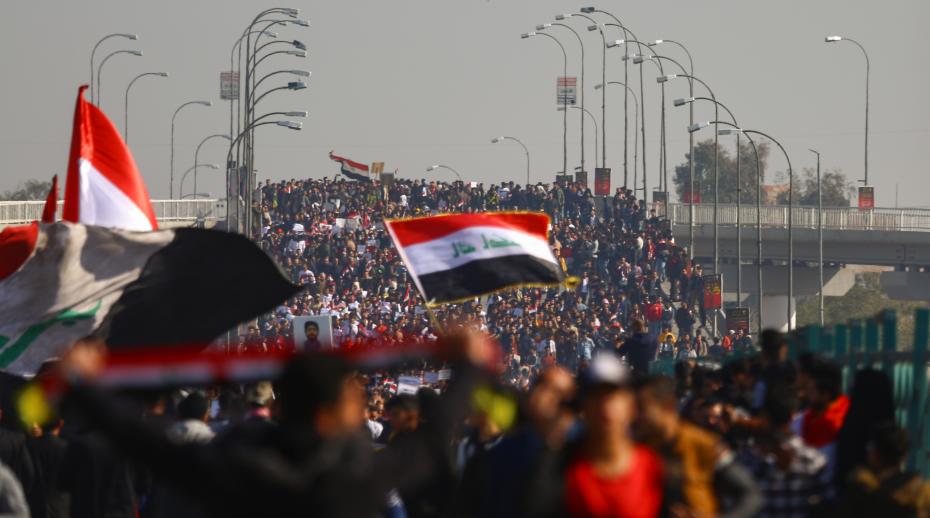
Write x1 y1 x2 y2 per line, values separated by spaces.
644 298 664 338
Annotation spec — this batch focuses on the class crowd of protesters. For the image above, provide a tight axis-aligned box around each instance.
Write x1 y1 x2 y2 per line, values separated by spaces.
1 175 929 518
247 176 751 370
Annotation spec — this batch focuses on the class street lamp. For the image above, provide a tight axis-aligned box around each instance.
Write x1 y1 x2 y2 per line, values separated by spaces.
557 13 607 170
426 164 463 183
596 82 639 190
559 106 599 169
607 40 648 196
492 136 531 185
522 31 568 176
194 134 233 198
97 49 142 109
661 73 720 276
809 148 824 326
171 100 213 199
540 22 586 175
90 33 137 105
180 164 220 199
824 35 870 187
226 120 302 235
124 72 168 144
721 127 794 332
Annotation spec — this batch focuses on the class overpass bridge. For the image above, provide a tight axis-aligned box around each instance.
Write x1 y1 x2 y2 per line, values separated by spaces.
0 199 222 230
666 203 930 330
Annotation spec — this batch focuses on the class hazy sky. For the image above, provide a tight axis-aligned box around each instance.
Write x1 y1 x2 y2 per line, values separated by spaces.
1 0 928 206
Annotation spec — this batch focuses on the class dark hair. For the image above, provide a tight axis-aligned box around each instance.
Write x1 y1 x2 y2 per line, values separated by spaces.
277 354 352 424
811 359 843 400
869 421 910 468
760 329 786 358
385 394 420 413
637 375 677 408
304 321 320 331
177 392 210 421
763 382 798 427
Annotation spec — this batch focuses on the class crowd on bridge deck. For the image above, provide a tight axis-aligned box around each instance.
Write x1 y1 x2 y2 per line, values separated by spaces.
1 175 929 518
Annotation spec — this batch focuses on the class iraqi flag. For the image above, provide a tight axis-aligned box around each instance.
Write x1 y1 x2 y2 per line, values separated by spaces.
0 221 299 376
330 151 371 183
384 212 566 304
64 85 157 231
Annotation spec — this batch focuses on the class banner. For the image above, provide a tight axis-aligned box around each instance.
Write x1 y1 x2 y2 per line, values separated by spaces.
702 274 722 310
726 307 750 333
220 71 239 101
574 169 588 187
858 186 874 210
594 167 611 196
380 170 395 188
682 190 701 204
292 315 334 351
555 173 573 186
557 76 577 105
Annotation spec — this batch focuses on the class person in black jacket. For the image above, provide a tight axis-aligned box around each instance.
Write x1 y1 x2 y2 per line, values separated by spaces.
59 331 493 518
616 319 658 374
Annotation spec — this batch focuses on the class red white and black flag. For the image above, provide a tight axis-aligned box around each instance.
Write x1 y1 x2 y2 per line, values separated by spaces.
329 151 371 183
384 212 566 304
0 222 299 376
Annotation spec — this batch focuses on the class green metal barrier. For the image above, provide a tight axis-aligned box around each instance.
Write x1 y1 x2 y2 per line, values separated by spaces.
649 308 930 474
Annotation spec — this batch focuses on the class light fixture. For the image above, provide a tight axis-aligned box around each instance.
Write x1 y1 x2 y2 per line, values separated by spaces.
718 128 741 136
536 24 551 30
287 50 307 57
688 122 710 133
491 137 503 143
651 39 664 45
521 32 535 39
825 35 842 42
580 7 596 13
287 81 307 90
587 25 599 32
427 165 439 171
657 74 677 83
263 30 279 38
555 14 572 20
673 97 694 107
277 120 302 130
284 111 309 117
606 39 625 48
288 70 311 78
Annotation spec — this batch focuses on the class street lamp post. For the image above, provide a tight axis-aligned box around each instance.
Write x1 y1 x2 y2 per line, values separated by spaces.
194 134 233 198
596 82 638 190
723 128 794 331
522 32 568 176
633 55 667 199
426 164 463 183
97 49 142 110
171 100 213 199
90 33 137 105
226 119 303 235
825 35 869 187
660 73 718 276
560 106 599 168
124 71 168 144
492 136 531 185
607 40 647 197
543 21 585 174
180 164 220 199
690 120 763 332
810 148 824 326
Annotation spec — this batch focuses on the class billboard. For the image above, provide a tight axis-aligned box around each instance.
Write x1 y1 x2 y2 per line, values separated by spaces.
702 274 722 310
557 76 577 105
220 71 239 101
574 169 588 188
726 307 750 333
858 186 874 210
292 315 334 351
594 167 611 196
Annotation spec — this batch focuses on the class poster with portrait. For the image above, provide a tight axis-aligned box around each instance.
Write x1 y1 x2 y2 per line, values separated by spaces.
594 167 611 196
858 186 874 210
702 274 722 310
292 315 335 351
726 307 750 333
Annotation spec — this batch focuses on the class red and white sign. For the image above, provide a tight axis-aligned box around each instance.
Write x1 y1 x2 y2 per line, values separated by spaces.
557 76 577 105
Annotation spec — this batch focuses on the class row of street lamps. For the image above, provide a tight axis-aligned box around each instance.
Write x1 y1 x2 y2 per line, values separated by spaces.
515 7 871 332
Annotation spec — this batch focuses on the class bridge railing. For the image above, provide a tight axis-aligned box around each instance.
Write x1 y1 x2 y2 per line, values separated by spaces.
0 199 219 226
667 203 930 232
651 308 930 475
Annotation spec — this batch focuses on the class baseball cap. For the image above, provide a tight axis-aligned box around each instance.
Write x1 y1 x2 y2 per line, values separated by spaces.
580 353 631 392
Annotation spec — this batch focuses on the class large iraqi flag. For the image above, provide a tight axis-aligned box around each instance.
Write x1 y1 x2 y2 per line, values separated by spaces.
0 222 299 376
329 151 371 183
64 85 157 231
384 212 566 304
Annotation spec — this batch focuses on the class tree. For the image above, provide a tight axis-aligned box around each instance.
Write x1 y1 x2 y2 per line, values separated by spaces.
0 179 54 201
774 168 853 207
672 138 770 204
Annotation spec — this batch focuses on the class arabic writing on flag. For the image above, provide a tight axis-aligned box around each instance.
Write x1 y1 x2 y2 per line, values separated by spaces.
384 212 566 304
